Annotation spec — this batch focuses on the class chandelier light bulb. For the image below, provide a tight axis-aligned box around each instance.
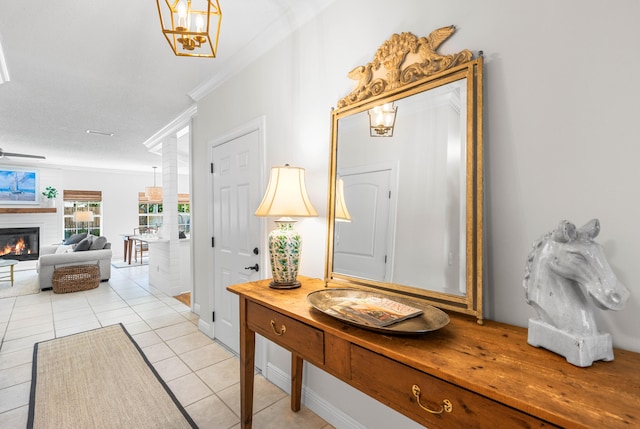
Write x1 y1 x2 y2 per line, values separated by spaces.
177 1 187 29
196 15 204 32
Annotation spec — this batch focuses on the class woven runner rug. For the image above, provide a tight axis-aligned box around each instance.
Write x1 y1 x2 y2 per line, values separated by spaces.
27 324 197 429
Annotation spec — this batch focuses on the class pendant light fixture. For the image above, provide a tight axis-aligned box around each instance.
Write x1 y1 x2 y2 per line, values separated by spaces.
145 166 163 202
156 0 222 58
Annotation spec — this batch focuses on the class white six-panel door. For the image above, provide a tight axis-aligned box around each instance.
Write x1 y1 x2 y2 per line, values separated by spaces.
211 128 262 354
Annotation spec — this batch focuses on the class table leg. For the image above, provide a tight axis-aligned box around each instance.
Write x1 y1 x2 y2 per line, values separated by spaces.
127 239 133 265
123 239 128 262
10 264 14 287
291 354 303 411
240 297 256 429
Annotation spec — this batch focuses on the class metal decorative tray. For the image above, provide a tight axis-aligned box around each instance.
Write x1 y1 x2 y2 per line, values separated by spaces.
307 288 449 335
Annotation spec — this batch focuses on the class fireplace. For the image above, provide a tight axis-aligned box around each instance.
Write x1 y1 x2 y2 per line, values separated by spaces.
0 227 40 261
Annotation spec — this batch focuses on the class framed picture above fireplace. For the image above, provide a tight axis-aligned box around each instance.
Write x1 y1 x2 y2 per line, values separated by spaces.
0 168 39 204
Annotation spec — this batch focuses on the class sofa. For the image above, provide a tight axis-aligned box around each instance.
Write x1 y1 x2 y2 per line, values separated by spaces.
36 234 112 290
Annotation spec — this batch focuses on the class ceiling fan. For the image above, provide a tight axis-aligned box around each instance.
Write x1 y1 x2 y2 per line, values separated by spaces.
0 148 46 160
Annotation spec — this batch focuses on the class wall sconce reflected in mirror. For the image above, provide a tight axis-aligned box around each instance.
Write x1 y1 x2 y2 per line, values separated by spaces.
335 178 351 222
368 102 398 137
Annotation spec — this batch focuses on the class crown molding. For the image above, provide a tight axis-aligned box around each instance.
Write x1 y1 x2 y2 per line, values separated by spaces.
143 105 197 154
189 0 337 101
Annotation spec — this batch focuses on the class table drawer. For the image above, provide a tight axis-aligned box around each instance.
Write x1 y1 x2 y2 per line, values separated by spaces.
247 301 324 366
350 345 557 429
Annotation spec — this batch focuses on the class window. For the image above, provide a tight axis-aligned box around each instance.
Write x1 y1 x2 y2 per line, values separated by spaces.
63 190 102 239
137 193 190 234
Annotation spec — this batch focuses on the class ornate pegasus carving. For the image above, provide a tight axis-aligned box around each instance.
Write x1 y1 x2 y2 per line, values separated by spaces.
337 26 473 108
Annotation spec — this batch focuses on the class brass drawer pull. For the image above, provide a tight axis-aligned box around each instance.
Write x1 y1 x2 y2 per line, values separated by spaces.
270 319 286 336
412 384 453 414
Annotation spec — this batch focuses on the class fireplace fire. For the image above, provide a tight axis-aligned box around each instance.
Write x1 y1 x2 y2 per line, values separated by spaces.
0 227 40 261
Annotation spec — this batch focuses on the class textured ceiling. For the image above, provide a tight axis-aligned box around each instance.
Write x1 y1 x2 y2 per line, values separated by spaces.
0 0 335 173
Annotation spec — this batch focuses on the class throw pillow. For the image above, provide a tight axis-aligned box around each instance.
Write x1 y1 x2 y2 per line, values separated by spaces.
89 236 108 250
64 233 87 245
55 244 73 254
73 237 92 252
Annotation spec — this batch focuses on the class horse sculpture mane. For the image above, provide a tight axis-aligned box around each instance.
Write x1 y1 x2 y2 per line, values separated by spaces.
523 219 630 366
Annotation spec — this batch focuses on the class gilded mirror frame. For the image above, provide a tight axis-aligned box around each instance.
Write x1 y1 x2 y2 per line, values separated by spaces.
324 26 484 323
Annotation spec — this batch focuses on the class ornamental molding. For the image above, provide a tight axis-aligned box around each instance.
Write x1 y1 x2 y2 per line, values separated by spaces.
337 26 473 108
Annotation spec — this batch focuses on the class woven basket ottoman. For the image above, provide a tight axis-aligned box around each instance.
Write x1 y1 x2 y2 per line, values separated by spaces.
52 264 100 293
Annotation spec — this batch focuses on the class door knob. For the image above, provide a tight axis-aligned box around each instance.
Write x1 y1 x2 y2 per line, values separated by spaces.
244 263 259 272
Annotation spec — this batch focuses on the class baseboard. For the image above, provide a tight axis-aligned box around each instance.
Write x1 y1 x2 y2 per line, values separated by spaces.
266 363 366 429
198 318 213 338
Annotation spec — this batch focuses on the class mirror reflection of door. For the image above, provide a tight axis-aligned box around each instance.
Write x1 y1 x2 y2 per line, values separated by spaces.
333 168 392 282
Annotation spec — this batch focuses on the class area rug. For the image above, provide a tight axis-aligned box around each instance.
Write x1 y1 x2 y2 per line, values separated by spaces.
0 269 40 298
111 257 149 268
28 324 197 429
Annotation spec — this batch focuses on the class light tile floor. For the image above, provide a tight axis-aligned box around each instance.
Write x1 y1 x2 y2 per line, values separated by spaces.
0 265 333 429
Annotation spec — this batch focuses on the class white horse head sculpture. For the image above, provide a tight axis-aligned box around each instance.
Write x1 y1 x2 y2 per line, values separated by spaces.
523 219 630 337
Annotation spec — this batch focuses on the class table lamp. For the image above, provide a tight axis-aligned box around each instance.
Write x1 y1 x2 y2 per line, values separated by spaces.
255 164 318 289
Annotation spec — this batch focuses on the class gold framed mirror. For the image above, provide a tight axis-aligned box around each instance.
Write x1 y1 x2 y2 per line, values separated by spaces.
325 26 484 323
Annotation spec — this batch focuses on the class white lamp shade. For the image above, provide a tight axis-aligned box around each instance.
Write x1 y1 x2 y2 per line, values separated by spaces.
335 178 352 222
145 186 163 201
255 165 318 217
73 211 94 222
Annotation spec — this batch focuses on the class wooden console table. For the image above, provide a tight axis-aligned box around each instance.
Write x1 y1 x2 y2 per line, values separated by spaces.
228 277 640 429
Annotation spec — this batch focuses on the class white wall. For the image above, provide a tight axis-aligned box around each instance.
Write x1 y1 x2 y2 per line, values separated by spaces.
191 0 640 427
0 163 189 260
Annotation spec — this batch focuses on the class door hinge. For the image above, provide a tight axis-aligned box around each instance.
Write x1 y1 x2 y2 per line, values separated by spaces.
388 190 391 199
212 311 215 322
384 255 388 263
210 162 214 173
212 237 215 248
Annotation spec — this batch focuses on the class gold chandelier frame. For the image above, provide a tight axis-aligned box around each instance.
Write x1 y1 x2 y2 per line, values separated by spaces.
156 0 222 58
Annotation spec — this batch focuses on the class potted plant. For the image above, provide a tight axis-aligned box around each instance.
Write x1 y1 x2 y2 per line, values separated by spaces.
42 186 58 207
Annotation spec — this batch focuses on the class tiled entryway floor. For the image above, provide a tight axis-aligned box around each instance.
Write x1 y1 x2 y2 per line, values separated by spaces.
0 265 332 429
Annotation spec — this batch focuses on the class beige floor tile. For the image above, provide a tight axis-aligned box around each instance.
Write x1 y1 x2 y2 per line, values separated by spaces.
0 347 33 370
251 396 328 429
166 331 213 355
55 322 102 338
4 321 54 341
131 299 168 314
54 313 99 330
196 357 239 393
53 306 95 322
0 331 54 354
166 373 213 407
89 300 129 313
95 306 135 321
136 305 179 321
142 342 176 363
132 330 163 348
152 355 192 381
125 295 161 306
99 313 143 326
218 374 287 415
185 394 240 429
6 314 52 331
0 361 31 389
0 404 28 429
122 320 152 335
145 312 188 329
179 342 234 372
0 380 30 414
155 321 198 341
8 303 52 321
